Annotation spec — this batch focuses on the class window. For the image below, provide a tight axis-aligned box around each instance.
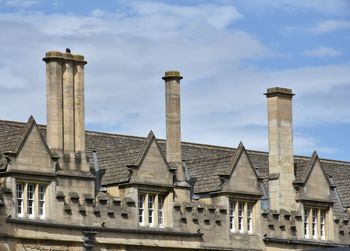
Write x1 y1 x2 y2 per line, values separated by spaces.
15 182 47 219
158 195 164 227
38 185 46 218
238 203 244 232
304 207 328 240
138 194 145 225
304 208 309 238
320 210 325 239
138 192 166 228
247 203 253 234
27 184 35 218
16 183 24 217
148 195 154 226
312 210 317 239
229 200 255 234
229 201 235 232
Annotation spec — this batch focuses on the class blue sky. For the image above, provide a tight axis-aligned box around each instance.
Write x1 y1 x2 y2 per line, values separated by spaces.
0 0 349 161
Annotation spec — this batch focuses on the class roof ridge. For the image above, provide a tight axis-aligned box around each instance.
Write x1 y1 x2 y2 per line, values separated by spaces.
0 119 27 126
181 141 235 151
186 153 234 163
86 130 147 141
320 158 350 165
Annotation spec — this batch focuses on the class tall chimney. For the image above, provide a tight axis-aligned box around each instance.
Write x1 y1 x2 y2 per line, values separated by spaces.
43 50 87 156
74 56 86 153
163 71 185 183
44 51 63 153
265 87 296 210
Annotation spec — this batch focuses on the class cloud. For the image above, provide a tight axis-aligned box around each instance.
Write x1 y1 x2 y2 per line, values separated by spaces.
3 0 41 8
237 0 350 15
302 47 341 58
0 2 268 123
0 1 349 160
294 135 338 156
312 20 350 34
127 1 243 30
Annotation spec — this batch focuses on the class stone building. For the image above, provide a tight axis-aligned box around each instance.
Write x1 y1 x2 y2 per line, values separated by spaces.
0 50 349 251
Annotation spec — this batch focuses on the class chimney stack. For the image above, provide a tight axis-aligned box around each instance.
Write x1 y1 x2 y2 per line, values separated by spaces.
43 50 87 157
265 87 296 210
163 71 186 183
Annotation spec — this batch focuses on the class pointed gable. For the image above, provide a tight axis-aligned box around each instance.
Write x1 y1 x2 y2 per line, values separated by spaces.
130 131 173 186
221 142 260 195
11 116 55 173
302 151 331 202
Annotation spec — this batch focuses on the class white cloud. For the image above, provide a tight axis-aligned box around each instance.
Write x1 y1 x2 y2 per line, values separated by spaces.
0 1 349 160
0 2 268 123
239 0 350 15
294 135 338 156
3 0 41 8
302 46 341 58
313 20 350 34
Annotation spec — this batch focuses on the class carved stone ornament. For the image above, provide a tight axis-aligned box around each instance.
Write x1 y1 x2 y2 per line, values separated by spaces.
0 154 10 171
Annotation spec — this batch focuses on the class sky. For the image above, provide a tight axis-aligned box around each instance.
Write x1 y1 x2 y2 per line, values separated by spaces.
0 0 349 161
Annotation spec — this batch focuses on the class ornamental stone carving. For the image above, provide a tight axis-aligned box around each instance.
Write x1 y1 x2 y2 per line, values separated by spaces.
0 154 10 171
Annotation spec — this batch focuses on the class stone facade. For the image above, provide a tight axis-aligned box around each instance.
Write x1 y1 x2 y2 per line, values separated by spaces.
0 50 349 251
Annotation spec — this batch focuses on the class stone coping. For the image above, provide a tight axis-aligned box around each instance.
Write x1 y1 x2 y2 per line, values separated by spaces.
162 70 183 80
264 87 294 98
43 51 87 64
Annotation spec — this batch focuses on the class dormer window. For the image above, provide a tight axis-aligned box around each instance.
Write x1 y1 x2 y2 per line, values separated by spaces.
229 200 255 234
138 192 167 228
304 207 328 240
16 181 47 219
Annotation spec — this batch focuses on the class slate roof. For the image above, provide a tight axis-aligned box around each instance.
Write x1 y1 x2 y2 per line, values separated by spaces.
186 154 233 193
1 119 350 212
0 120 26 153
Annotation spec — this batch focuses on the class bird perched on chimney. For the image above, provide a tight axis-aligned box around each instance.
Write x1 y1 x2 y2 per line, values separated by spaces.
66 48 71 53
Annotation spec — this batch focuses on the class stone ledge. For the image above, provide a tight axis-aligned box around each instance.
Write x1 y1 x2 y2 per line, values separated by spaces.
263 236 349 247
43 51 87 64
6 217 203 237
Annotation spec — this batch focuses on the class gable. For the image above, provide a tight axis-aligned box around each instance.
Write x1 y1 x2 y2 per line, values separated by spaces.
14 125 54 173
222 150 259 194
304 161 331 201
131 140 173 186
